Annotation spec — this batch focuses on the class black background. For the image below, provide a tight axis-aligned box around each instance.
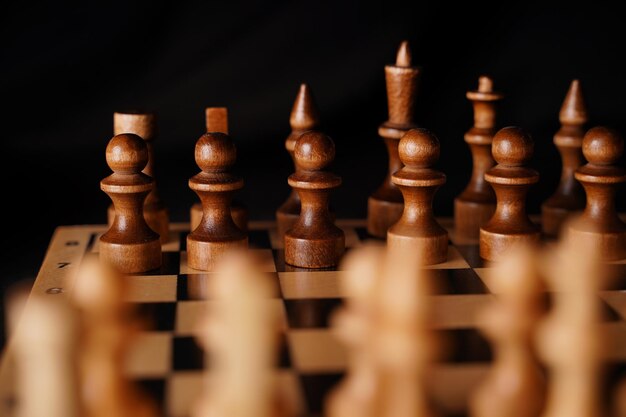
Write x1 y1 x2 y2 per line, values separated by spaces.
2 1 626 337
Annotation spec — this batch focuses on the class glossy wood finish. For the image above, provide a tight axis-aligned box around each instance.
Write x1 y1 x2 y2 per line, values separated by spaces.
187 132 248 271
541 80 588 237
479 127 540 261
387 128 448 264
367 40 420 238
100 134 162 273
108 112 170 243
285 131 344 268
454 76 502 239
569 126 626 260
276 83 321 237
190 107 248 232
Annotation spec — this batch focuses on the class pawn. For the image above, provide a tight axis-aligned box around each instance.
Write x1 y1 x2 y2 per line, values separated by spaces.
284 131 344 268
100 134 161 273
187 132 248 271
387 128 448 265
479 127 540 262
569 126 626 260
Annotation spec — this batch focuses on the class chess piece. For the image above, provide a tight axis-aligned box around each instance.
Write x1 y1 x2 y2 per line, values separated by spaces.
479 127 540 261
284 131 344 268
12 295 79 417
454 75 503 239
276 83 321 237
73 258 158 417
100 134 162 273
470 247 545 417
541 80 588 237
187 132 248 271
191 107 248 232
387 128 448 265
109 111 170 243
568 126 626 261
367 40 420 238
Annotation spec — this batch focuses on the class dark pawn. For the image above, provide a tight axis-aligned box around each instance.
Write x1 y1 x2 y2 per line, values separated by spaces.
100 134 162 273
284 131 344 268
187 132 248 271
569 127 626 260
480 127 540 261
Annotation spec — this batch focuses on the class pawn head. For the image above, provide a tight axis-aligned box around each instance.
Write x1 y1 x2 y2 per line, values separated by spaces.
583 126 623 165
105 133 149 173
398 128 440 168
492 126 534 166
294 131 335 171
195 132 237 172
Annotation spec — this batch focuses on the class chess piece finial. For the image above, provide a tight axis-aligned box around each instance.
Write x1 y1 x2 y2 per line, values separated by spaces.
541 80 588 236
100 134 162 273
187 132 248 271
284 131 344 268
276 84 322 237
387 128 448 264
479 127 540 261
367 40 421 238
568 126 626 260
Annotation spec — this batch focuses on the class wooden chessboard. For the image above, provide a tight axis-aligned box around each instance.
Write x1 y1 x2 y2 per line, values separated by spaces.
1 218 625 417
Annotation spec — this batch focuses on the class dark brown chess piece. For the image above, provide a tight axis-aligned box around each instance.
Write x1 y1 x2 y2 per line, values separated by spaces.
187 132 248 271
568 126 626 261
387 128 448 264
542 80 588 237
480 127 540 261
284 131 344 268
367 40 420 238
109 111 169 243
276 83 321 237
454 76 503 239
100 134 162 273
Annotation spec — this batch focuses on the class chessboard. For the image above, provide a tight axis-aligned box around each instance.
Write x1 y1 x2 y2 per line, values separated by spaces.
1 218 626 417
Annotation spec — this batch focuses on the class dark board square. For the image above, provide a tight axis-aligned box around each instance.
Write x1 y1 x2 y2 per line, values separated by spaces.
439 328 492 363
173 336 205 370
176 272 282 300
429 268 488 294
179 232 187 251
128 252 180 276
277 333 291 368
136 379 166 411
604 265 626 291
284 299 343 329
133 302 176 331
249 229 271 248
455 244 485 268
299 373 344 413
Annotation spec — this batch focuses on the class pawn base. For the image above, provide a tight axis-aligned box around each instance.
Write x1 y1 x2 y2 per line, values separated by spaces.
100 239 162 273
187 235 248 271
454 198 495 240
479 228 540 262
285 231 345 268
108 204 170 244
190 203 248 232
387 229 448 265
367 196 403 238
567 226 626 261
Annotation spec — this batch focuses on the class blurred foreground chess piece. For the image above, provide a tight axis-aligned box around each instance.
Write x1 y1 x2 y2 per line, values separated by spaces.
100 134 162 273
479 127 540 261
187 132 248 271
190 107 248 232
454 75 502 239
541 80 587 237
367 40 420 238
276 83 321 237
284 131 344 268
108 111 170 243
568 126 626 261
387 128 448 265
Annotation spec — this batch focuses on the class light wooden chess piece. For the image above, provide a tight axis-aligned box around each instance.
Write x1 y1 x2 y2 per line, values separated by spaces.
541 80 587 237
367 40 420 238
568 126 626 261
387 128 448 265
187 132 248 271
100 133 162 273
109 111 170 243
454 75 503 239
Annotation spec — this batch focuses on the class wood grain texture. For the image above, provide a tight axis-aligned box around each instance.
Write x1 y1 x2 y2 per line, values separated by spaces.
387 128 448 265
276 83 321 238
187 132 248 271
100 134 162 273
454 76 502 239
479 127 540 262
285 131 344 268
541 80 588 237
367 40 420 238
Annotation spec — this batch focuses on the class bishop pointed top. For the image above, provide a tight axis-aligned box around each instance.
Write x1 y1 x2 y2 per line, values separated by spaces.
395 40 412 67
290 83 321 131
559 79 587 126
